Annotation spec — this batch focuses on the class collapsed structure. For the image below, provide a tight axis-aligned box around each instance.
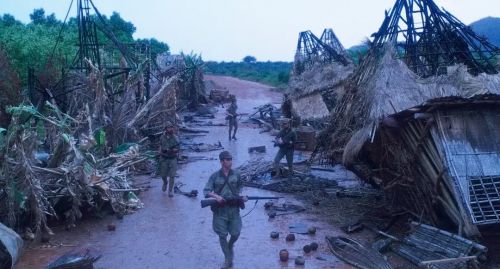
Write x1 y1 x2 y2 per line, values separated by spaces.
0 0 204 243
317 0 500 238
286 29 354 123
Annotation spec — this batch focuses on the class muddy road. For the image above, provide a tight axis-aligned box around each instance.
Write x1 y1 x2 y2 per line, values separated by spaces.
17 75 353 269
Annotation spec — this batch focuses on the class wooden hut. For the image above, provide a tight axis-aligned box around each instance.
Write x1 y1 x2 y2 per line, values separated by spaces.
322 46 500 237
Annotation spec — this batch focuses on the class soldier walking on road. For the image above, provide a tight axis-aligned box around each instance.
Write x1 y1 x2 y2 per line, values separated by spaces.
158 121 180 197
226 95 238 141
203 151 248 269
273 118 297 178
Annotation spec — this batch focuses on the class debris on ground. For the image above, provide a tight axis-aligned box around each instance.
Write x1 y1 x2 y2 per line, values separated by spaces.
248 146 266 153
326 236 393 269
389 222 487 269
181 141 223 152
174 184 198 198
208 89 230 103
289 223 310 234
248 104 281 131
43 249 101 269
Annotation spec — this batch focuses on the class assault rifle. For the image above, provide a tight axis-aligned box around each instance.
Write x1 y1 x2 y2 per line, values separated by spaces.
157 143 180 158
225 112 248 120
200 196 282 209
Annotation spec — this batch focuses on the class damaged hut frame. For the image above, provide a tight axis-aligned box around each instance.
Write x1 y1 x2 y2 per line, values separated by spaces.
293 30 350 75
371 0 499 77
316 0 500 239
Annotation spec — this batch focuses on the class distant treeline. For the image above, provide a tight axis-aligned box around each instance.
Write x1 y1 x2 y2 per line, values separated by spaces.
203 60 292 88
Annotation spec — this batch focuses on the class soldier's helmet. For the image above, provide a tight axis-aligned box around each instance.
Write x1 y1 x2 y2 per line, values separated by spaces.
165 121 175 129
281 118 291 126
219 150 233 161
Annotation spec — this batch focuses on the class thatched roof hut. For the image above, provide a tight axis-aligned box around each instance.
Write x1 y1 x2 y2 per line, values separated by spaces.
286 58 354 121
285 29 354 122
319 46 500 237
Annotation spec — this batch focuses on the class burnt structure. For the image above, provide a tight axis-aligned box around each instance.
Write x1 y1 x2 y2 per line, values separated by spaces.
320 28 347 58
74 0 152 97
28 0 154 109
293 30 349 75
317 0 500 238
372 0 499 77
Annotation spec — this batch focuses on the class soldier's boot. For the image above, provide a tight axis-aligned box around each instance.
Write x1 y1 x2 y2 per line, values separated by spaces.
219 236 232 269
232 129 237 140
168 177 174 197
273 163 281 179
288 166 294 179
161 179 167 192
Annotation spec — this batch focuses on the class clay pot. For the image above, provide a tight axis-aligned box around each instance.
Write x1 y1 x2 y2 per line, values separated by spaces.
270 231 279 239
285 233 295 241
295 256 305 265
107 223 116 231
308 226 316 235
303 244 311 253
310 242 319 251
279 249 289 262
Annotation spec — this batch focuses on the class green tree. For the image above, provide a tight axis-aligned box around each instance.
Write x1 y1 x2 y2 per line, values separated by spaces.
242 55 256 63
1 14 20 26
137 38 170 60
107 12 136 42
30 8 46 25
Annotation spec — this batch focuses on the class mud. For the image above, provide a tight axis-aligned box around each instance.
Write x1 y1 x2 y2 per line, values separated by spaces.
10 75 500 269
17 76 354 269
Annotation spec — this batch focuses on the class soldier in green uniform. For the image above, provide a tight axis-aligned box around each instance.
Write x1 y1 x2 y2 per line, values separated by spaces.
273 118 297 178
158 121 180 197
226 95 238 141
203 151 248 269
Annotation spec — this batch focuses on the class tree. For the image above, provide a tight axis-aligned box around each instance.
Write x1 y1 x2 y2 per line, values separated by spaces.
30 8 46 25
108 12 136 42
242 55 256 63
136 38 170 61
1 14 20 26
46 13 58 26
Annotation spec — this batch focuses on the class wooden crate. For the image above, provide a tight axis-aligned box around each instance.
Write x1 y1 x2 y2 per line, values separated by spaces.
295 126 316 151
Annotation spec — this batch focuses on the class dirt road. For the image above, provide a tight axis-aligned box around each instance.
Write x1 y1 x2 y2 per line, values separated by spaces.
17 75 352 269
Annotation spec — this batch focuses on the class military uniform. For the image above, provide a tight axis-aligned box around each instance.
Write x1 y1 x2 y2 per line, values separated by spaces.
159 133 179 194
274 126 297 177
226 101 238 140
204 161 243 268
203 169 243 236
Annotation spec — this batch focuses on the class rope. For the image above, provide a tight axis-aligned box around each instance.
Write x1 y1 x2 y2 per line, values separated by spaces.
241 200 258 218
47 0 74 65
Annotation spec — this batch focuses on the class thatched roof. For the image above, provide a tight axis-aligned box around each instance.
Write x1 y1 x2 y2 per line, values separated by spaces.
319 45 500 163
287 61 354 98
291 93 330 119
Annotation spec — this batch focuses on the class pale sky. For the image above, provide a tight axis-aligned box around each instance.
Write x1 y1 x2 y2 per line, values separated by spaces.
1 0 499 61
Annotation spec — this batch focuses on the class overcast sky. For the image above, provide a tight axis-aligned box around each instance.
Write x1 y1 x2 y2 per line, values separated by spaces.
2 0 499 61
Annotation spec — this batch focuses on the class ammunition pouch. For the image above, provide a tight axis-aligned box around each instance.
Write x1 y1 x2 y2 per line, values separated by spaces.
161 149 177 158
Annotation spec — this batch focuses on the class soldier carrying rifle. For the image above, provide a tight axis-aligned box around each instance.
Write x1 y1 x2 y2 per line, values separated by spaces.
226 95 238 141
203 151 246 269
158 121 179 197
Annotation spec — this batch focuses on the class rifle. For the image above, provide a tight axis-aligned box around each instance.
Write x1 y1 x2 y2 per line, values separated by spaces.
225 112 248 120
158 142 180 158
200 196 283 209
